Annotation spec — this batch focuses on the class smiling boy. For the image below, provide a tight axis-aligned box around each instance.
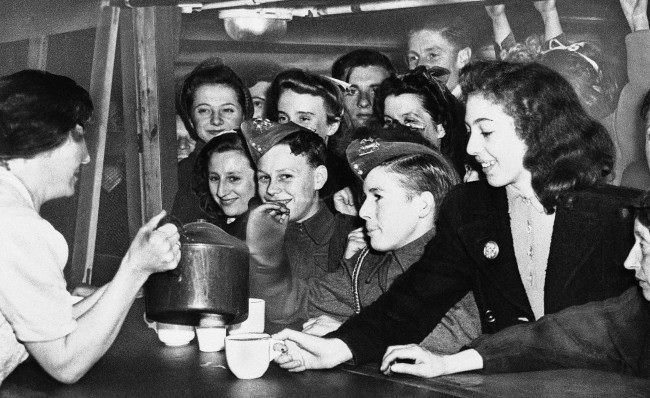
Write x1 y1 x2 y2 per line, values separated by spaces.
243 120 357 282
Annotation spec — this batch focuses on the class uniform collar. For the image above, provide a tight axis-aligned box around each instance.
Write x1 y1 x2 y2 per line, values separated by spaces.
290 201 334 244
392 227 436 269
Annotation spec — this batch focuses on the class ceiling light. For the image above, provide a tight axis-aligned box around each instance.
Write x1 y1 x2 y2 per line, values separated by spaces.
219 9 292 41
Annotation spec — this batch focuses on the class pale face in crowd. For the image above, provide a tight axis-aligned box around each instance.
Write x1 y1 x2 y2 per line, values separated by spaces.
257 144 327 223
359 166 434 252
407 29 470 91
465 94 531 193
624 218 650 301
277 89 340 142
249 80 271 119
383 93 445 148
208 150 256 219
191 83 244 143
344 65 391 128
37 125 91 203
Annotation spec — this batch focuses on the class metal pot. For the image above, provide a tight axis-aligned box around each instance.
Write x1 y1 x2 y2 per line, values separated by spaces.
144 220 249 326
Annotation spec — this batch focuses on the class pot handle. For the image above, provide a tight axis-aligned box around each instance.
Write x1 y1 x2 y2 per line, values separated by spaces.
143 312 157 331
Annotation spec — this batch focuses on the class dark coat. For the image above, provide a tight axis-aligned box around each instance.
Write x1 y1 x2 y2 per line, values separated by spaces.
471 286 650 378
330 181 639 364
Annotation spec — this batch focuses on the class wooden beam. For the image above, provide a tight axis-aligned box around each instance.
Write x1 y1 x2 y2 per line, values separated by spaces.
154 6 182 213
27 36 48 70
119 9 145 239
133 6 164 221
120 5 180 238
70 2 120 286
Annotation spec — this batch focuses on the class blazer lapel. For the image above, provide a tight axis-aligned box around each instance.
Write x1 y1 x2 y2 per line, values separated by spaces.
545 205 601 309
458 188 532 316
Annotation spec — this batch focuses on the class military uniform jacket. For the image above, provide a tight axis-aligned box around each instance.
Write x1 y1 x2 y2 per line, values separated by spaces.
470 286 650 377
330 181 639 364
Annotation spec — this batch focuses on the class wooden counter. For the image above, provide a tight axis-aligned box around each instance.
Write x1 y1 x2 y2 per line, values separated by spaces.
1 298 648 397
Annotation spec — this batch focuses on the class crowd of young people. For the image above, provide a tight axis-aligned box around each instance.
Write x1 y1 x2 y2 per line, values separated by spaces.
1 0 648 386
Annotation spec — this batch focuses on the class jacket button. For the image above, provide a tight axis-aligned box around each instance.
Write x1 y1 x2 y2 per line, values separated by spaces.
485 310 496 323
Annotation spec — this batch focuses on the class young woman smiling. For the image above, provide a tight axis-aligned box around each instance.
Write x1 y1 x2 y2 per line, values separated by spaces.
172 58 254 224
191 131 257 240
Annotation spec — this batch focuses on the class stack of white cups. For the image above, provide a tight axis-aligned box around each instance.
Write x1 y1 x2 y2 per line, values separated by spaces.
195 298 265 352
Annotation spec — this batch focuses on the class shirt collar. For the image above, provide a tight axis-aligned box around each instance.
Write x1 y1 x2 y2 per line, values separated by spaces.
0 167 36 211
291 201 334 244
392 227 436 269
506 184 546 214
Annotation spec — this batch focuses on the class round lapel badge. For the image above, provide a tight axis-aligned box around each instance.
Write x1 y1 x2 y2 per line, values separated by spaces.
483 240 499 260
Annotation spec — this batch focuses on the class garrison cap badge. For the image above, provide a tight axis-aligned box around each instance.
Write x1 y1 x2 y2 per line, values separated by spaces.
346 137 439 180
241 118 311 164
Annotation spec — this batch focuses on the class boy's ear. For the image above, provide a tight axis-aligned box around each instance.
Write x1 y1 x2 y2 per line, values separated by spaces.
313 165 328 190
326 118 341 136
456 47 472 69
417 191 436 218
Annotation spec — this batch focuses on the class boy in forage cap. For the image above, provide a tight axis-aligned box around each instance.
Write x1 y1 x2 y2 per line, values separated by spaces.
242 119 358 289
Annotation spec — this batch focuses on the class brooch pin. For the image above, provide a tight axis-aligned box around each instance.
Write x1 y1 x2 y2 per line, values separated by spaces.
358 138 380 156
483 241 499 260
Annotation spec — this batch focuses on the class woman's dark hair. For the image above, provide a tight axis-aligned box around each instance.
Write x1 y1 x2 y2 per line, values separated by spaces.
192 131 256 217
380 151 460 219
539 43 616 120
177 58 253 143
374 66 469 177
264 68 344 126
0 69 93 160
460 60 614 213
331 49 396 82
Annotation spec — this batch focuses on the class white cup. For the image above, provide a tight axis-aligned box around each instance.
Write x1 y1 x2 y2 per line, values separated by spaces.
229 298 265 335
143 314 195 346
225 333 283 379
195 327 227 352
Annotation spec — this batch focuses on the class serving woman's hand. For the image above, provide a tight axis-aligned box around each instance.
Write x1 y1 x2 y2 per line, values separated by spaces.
123 211 181 278
272 329 353 372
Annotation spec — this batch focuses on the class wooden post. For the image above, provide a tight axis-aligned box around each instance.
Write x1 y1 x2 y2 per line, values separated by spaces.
154 6 181 214
119 9 145 239
121 5 179 238
132 6 164 221
70 1 120 286
27 36 48 70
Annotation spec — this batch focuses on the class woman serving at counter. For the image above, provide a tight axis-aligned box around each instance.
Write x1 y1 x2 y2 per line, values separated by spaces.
0 70 181 384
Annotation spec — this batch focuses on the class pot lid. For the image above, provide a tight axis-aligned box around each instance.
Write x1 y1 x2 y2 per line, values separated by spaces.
181 220 249 253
